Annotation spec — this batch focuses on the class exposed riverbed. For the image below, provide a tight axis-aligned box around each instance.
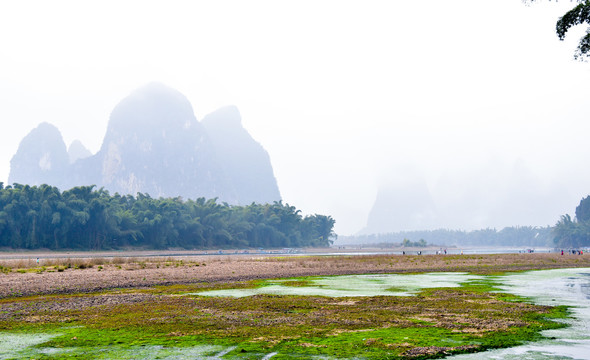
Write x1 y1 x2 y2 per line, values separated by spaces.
1 268 589 359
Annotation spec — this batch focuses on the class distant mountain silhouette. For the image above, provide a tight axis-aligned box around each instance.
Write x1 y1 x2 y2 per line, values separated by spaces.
202 106 280 204
361 181 439 234
9 122 70 187
9 83 281 204
67 140 92 164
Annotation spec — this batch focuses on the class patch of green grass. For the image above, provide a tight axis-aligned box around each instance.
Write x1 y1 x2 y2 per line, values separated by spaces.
279 279 315 287
385 286 409 293
0 274 571 359
457 277 502 293
146 279 263 295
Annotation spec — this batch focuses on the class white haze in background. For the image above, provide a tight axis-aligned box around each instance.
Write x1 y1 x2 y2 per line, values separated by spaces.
1 0 589 235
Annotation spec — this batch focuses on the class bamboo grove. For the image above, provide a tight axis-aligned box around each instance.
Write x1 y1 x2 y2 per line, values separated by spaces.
0 183 336 250
553 195 590 248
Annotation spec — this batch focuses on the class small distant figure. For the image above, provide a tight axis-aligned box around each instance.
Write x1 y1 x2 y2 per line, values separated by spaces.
460 250 463 255
36 257 39 264
444 249 447 255
402 251 405 255
561 250 564 256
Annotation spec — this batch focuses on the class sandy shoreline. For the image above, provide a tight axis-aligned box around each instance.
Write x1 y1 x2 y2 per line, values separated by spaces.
1 252 589 298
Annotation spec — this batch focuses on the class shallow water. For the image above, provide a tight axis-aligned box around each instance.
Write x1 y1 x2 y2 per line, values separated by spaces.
192 272 483 297
0 333 59 359
447 268 590 360
3 269 589 359
0 342 242 360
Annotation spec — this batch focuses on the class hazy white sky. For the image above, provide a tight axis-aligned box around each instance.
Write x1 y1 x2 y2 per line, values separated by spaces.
1 0 589 235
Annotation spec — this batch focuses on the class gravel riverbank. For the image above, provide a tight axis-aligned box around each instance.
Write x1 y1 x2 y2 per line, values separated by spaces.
1 252 589 298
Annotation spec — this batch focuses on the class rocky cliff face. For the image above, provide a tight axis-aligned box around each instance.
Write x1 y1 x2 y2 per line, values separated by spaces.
8 122 70 187
76 82 236 202
9 83 281 204
202 106 281 204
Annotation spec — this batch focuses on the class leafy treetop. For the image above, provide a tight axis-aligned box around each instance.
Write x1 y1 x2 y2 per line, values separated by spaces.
556 0 590 59
525 0 590 59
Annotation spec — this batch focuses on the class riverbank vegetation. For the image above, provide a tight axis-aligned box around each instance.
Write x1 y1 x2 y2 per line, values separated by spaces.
340 226 552 248
553 195 590 248
0 273 570 359
0 183 335 250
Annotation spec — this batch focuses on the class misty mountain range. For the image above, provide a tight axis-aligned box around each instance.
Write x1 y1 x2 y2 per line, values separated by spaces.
360 162 574 235
8 83 575 237
8 83 281 205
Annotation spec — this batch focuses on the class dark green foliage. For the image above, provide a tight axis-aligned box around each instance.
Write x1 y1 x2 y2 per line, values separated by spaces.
0 184 335 250
553 215 590 248
526 0 590 59
575 196 590 223
556 0 590 59
553 195 590 247
402 238 428 247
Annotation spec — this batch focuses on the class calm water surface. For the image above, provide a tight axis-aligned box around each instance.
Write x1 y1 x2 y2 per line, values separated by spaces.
448 268 590 360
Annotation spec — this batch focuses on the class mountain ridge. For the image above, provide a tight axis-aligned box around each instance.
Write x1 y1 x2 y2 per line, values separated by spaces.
8 83 281 204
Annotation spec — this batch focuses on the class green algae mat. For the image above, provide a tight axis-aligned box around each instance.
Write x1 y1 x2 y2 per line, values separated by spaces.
0 273 569 359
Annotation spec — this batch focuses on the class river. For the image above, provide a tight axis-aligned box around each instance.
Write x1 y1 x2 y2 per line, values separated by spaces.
448 268 590 359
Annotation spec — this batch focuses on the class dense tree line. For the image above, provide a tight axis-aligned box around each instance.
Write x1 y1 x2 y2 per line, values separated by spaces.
0 183 335 250
340 226 553 248
401 238 427 248
553 196 590 248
